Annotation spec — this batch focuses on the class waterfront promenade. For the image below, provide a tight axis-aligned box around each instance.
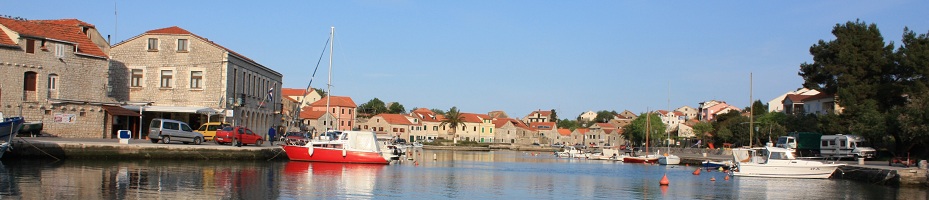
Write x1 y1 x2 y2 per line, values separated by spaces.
4 137 926 187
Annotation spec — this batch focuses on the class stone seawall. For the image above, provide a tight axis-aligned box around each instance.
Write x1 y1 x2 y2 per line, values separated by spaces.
5 138 287 161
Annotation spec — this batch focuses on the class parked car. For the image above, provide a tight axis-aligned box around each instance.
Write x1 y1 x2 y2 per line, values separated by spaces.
281 132 310 145
148 119 204 145
214 126 264 146
195 122 230 141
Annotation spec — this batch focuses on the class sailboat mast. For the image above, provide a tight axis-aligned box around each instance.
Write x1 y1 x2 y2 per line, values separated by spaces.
646 107 650 155
749 72 753 147
325 27 334 131
667 81 671 151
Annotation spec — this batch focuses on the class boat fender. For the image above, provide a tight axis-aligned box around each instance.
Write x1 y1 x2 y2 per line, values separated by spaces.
308 146 314 156
342 149 347 157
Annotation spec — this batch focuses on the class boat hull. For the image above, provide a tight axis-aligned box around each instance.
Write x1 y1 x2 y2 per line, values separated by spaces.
623 156 659 164
733 164 841 179
282 145 389 164
658 155 681 165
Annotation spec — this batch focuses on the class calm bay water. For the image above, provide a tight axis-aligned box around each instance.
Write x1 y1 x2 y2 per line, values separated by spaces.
1 150 925 199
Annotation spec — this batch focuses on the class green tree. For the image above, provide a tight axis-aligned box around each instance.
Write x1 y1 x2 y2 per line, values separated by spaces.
692 121 714 146
557 118 578 131
358 98 387 116
314 87 327 97
430 108 446 115
388 102 406 114
717 127 733 143
622 112 665 147
549 109 558 123
440 106 465 144
750 100 768 116
594 110 618 123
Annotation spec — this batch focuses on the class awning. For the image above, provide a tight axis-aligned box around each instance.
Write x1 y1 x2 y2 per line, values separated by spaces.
102 105 141 117
121 105 223 116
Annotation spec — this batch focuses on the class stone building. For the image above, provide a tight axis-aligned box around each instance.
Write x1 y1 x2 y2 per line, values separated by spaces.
110 26 281 138
0 17 140 138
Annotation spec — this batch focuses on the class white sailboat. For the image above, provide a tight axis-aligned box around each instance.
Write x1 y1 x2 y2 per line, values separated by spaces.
659 83 681 165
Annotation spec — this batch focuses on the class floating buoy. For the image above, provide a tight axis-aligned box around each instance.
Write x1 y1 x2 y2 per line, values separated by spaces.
433 153 437 160
718 166 724 171
710 177 716 181
414 161 419 166
693 168 701 175
724 175 730 181
685 163 689 167
659 174 670 186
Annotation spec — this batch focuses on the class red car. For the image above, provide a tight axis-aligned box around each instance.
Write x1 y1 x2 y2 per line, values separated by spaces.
214 126 265 146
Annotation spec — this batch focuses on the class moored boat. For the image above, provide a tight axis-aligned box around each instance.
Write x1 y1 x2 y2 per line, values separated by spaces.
282 131 393 164
731 146 844 179
623 154 659 164
658 154 681 165
1 117 25 159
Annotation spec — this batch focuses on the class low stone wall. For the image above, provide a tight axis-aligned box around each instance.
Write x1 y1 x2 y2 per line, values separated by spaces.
6 139 287 161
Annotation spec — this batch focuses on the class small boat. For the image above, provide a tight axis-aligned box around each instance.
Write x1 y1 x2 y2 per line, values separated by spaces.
282 130 394 164
658 154 681 165
623 154 659 164
556 146 586 158
588 148 620 160
1 116 25 159
702 160 733 169
731 146 844 179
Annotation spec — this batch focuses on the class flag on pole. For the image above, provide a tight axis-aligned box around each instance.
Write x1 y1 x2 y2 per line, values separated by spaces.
260 84 274 108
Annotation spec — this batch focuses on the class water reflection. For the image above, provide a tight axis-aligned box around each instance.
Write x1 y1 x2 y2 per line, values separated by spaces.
0 151 926 199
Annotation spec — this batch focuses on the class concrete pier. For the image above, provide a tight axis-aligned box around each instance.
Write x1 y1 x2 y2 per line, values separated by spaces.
4 137 287 161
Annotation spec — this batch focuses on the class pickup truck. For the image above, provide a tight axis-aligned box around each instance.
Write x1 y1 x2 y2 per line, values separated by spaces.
214 126 265 146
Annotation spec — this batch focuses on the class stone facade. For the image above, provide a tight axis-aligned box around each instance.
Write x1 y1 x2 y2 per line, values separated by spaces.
110 26 282 137
0 17 122 138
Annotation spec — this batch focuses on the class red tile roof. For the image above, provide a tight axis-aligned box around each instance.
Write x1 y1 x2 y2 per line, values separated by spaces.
575 128 590 134
309 96 357 108
494 118 534 130
527 110 552 117
557 128 572 136
785 94 813 103
282 95 298 103
595 123 615 129
460 113 485 123
0 17 107 58
804 93 834 101
377 114 415 125
281 88 309 97
300 110 327 119
530 122 556 130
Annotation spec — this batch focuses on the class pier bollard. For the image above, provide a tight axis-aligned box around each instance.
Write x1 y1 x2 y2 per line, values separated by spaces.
919 160 927 169
858 157 865 165
702 153 707 157
433 153 437 161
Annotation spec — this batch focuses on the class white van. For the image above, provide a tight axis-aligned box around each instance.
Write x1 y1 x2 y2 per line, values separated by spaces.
149 119 204 145
820 134 875 159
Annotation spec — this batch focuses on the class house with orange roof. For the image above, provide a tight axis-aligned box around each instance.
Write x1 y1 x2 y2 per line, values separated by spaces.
529 122 557 145
0 16 136 138
299 109 336 137
455 113 495 143
281 88 322 108
281 95 302 131
783 92 841 115
307 96 357 131
522 110 553 124
657 110 686 134
675 106 698 121
409 108 445 142
698 100 741 121
493 118 535 144
364 113 419 141
569 128 590 146
768 88 819 113
487 110 509 119
554 128 573 145
609 110 637 128
111 26 282 138
579 111 597 122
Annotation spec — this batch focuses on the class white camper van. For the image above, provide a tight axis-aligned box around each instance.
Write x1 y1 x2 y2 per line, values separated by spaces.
820 134 875 159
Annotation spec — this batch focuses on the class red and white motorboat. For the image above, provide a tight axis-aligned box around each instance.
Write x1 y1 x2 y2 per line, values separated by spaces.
282 131 394 164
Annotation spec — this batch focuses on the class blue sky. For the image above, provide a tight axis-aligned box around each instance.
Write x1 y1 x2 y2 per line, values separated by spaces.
4 1 928 119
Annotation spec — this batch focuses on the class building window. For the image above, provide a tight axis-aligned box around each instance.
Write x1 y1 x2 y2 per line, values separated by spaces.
177 39 188 52
131 69 143 87
190 71 202 89
24 72 37 91
332 108 336 113
147 38 158 51
48 74 58 90
160 70 173 88
55 44 66 58
341 109 345 114
26 39 35 53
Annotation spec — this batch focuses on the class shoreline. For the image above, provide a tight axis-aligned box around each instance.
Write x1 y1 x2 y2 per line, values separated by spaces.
4 137 926 187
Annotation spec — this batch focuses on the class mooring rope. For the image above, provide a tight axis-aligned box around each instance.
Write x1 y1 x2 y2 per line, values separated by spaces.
17 137 60 161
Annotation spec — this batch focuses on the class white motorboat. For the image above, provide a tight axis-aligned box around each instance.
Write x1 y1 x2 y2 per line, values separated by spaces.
658 154 681 165
732 146 844 179
556 146 586 158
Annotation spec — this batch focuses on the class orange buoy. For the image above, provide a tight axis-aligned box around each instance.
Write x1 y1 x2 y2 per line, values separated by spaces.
685 163 689 167
693 168 701 175
710 177 716 181
660 174 670 186
414 161 419 166
724 175 730 181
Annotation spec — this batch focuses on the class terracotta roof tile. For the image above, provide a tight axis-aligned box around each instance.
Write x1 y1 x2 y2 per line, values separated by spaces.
576 128 590 134
282 95 298 103
281 88 308 97
300 110 327 119
595 123 615 129
0 17 107 58
376 114 415 125
309 96 357 108
557 128 572 136
460 113 485 123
